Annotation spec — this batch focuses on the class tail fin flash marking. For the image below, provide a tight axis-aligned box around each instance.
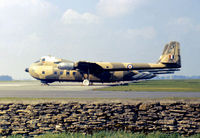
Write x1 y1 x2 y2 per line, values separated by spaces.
158 41 181 68
169 55 174 60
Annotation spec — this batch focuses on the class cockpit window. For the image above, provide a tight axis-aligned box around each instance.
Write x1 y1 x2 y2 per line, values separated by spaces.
54 61 61 64
40 56 60 63
34 60 40 63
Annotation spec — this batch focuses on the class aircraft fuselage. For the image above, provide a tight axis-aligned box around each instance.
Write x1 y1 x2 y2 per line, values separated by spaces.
25 41 181 85
27 63 137 83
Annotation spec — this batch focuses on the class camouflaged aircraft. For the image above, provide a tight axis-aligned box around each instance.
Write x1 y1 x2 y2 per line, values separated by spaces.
25 41 181 86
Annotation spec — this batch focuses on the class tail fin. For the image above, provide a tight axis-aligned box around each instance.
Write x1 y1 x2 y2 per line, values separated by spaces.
158 41 181 68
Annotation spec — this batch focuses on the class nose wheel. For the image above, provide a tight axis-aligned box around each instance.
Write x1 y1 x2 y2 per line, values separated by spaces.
83 79 90 86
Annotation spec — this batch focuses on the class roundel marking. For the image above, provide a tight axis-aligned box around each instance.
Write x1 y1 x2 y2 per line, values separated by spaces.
127 64 133 69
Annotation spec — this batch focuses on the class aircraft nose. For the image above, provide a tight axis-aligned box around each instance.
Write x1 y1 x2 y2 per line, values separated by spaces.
25 68 29 72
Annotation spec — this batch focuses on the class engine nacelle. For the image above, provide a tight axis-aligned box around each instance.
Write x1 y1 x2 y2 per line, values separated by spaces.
58 62 74 70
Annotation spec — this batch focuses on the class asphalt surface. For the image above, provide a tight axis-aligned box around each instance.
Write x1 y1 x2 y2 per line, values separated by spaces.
0 81 199 98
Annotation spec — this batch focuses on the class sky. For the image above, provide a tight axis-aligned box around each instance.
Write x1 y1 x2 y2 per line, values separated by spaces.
0 0 200 80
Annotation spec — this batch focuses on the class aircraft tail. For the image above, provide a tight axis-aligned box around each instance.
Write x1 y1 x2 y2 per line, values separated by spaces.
158 41 181 68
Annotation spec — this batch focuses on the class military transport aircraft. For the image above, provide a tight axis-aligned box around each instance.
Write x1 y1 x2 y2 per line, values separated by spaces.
25 41 181 86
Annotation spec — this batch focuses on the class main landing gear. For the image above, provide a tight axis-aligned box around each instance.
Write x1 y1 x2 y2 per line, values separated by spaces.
41 81 50 86
82 79 90 86
41 83 49 86
82 70 92 86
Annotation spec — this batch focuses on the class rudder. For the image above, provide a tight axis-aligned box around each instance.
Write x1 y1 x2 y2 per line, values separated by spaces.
158 41 181 68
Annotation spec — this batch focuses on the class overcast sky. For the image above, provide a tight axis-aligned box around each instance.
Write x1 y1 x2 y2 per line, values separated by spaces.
0 0 200 79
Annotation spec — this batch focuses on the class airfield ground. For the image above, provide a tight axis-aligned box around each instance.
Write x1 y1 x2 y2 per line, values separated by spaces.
99 79 200 92
0 79 200 92
0 81 105 91
0 80 199 102
0 80 199 137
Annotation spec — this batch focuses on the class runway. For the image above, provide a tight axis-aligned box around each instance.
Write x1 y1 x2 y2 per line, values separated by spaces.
0 81 199 98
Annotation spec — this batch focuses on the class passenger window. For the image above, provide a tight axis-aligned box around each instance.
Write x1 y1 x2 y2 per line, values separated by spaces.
54 71 57 75
60 71 63 75
42 58 45 62
42 71 45 74
66 72 70 75
73 72 76 76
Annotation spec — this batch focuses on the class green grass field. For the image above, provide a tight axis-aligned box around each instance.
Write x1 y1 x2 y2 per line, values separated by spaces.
99 79 200 92
8 131 200 138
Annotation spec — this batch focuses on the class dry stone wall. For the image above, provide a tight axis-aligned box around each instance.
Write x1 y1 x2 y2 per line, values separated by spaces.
0 102 199 136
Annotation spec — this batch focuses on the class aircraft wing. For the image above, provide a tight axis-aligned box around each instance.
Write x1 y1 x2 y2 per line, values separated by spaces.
75 61 104 74
75 61 180 80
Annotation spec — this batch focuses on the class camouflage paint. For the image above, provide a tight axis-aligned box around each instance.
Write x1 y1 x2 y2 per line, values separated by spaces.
26 41 181 84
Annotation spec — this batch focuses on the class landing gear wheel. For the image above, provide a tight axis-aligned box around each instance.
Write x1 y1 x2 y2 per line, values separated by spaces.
41 83 49 86
83 79 90 86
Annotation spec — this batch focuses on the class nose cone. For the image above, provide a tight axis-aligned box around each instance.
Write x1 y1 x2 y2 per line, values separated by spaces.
25 68 29 72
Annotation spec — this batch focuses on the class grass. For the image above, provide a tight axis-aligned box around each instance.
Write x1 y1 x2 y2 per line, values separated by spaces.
7 131 200 138
99 79 200 92
0 97 199 104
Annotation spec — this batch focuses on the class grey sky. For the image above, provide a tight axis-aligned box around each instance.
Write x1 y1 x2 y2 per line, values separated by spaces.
0 0 199 79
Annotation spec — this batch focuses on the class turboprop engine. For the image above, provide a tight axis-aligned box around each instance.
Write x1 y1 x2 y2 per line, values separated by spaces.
58 62 74 70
